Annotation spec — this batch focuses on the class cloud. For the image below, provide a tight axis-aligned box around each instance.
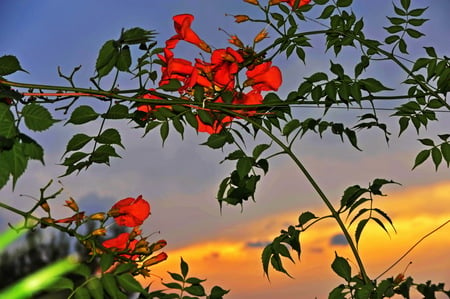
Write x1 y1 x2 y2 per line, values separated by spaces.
246 241 271 248
330 233 348 246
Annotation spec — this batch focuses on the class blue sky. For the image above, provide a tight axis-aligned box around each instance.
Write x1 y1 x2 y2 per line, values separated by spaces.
1 1 450 298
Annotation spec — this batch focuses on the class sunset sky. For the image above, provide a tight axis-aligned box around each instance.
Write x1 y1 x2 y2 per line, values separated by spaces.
1 1 449 298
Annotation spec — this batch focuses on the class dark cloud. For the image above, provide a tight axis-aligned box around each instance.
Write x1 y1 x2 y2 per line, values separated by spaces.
330 234 348 246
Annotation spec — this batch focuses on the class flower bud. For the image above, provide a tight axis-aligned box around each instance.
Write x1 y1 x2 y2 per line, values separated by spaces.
64 197 79 212
143 252 168 267
254 28 269 43
91 228 107 236
229 35 245 48
134 247 151 255
90 212 106 221
40 202 50 213
244 0 259 5
40 217 55 228
135 239 149 249
269 0 283 4
150 239 167 251
394 273 405 284
234 15 250 23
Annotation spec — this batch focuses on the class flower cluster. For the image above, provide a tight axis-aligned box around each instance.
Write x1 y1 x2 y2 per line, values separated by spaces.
137 14 283 134
40 195 167 277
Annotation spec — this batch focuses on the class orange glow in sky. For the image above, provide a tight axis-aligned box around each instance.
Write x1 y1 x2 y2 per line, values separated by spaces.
145 181 450 298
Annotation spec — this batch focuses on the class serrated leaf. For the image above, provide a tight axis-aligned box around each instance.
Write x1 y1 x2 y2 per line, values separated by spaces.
210 286 230 299
331 252 352 281
116 45 132 71
20 134 44 164
120 27 155 44
103 104 129 119
66 105 99 125
3 142 27 189
0 55 27 75
441 143 450 167
0 153 11 189
96 40 119 78
65 134 93 154
237 157 253 179
412 149 430 169
21 103 58 131
95 128 124 148
0 103 18 138
282 119 301 136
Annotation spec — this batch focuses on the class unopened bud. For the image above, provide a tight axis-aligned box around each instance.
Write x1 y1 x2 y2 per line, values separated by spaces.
64 197 79 212
91 228 107 236
134 247 151 255
234 15 250 23
143 252 168 267
394 273 405 284
254 28 269 43
40 202 50 213
229 35 245 48
244 0 259 5
150 239 167 251
269 0 283 5
40 217 55 227
90 212 106 221
135 239 149 249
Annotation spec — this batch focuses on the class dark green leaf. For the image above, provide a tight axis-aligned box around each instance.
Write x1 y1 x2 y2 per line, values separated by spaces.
101 273 120 299
400 0 410 10
96 40 119 78
441 143 450 167
20 134 44 164
100 254 115 273
408 8 427 17
65 134 93 153
0 55 27 75
159 79 182 91
318 5 335 19
3 142 27 188
46 277 74 291
0 103 18 138
96 128 124 148
210 286 230 299
282 119 301 136
431 147 442 171
116 45 132 71
87 277 104 299
168 272 184 282
336 0 352 7
66 105 99 125
184 284 206 296
298 211 317 227
117 273 145 293
412 149 430 169
74 287 91 299
355 218 369 245
203 133 227 149
180 257 189 278
331 252 352 281
162 282 183 290
103 104 129 119
252 144 270 159
21 103 58 131
237 157 253 179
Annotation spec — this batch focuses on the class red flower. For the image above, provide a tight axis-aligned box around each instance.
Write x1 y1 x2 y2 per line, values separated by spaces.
244 62 282 91
109 195 150 227
196 114 233 134
166 14 211 53
232 90 263 116
102 232 139 260
272 0 311 9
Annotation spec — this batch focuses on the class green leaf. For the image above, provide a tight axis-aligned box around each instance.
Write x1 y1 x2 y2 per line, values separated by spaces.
418 138 434 146
331 252 352 281
180 257 189 278
103 104 129 119
210 286 230 299
90 144 121 164
74 287 91 299
441 143 450 167
186 277 207 284
431 147 442 171
184 284 206 296
100 253 115 273
406 28 424 38
355 218 369 245
96 40 119 78
408 7 427 17
412 149 430 169
318 5 335 19
46 277 74 291
168 271 184 282
282 119 301 136
0 103 18 138
160 121 169 144
95 128 124 148
101 273 120 299
359 78 392 93
261 244 273 278
298 211 317 227
159 79 182 91
400 0 410 10
162 282 183 290
21 103 58 131
237 157 253 179
203 133 228 149
336 0 352 7
20 134 44 164
252 144 271 159
87 277 104 299
0 55 27 75
120 27 155 44
0 153 11 189
116 45 132 71
3 142 27 189
117 273 145 293
65 134 93 153
66 105 99 125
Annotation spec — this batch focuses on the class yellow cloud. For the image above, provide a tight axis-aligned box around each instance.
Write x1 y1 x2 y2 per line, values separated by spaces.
143 181 450 298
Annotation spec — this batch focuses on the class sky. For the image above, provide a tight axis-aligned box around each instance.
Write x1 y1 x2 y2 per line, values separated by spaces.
1 1 450 298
